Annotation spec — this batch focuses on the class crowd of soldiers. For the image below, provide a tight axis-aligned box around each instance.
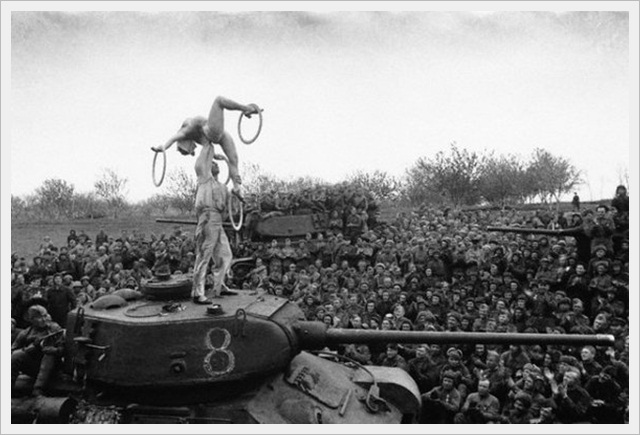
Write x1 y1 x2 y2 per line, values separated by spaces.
10 185 629 423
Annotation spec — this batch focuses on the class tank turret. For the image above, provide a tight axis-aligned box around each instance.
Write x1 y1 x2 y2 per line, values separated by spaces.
64 289 613 388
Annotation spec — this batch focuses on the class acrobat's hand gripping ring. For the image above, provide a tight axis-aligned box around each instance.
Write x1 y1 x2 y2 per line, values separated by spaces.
237 107 263 145
152 148 167 187
228 193 244 231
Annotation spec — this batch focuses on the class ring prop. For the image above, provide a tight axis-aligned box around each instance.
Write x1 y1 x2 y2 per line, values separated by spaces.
213 153 232 186
228 193 244 231
152 149 167 187
237 109 263 145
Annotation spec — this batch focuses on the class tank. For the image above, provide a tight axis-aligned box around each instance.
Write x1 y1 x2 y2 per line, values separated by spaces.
11 279 615 424
157 212 330 242
154 216 329 286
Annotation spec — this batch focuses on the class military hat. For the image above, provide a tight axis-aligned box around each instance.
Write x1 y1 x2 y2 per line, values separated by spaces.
27 305 48 319
446 311 461 322
446 347 463 359
559 355 579 368
593 244 608 253
514 392 532 408
605 286 617 294
610 317 627 327
441 370 457 381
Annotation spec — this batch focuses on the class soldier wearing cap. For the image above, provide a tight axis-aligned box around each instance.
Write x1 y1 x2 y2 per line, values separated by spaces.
482 350 512 405
547 368 592 423
454 378 501 424
588 243 610 274
501 391 534 423
11 305 64 396
45 273 77 328
440 347 473 399
420 369 462 423
589 260 613 300
379 343 409 372
407 344 435 393
534 256 558 288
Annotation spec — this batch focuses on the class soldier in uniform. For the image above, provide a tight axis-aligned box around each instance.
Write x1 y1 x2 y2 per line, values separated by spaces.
11 305 65 396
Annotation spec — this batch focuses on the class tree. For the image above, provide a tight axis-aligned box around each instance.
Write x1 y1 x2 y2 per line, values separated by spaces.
478 153 527 207
147 193 172 215
405 143 484 207
11 195 26 220
400 162 445 207
241 161 283 198
347 170 401 201
163 168 197 214
71 192 108 219
526 148 581 206
35 178 75 219
94 168 129 218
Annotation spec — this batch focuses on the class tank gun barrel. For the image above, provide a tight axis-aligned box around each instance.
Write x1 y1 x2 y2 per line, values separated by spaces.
294 322 614 348
486 226 583 237
156 218 232 228
156 218 197 225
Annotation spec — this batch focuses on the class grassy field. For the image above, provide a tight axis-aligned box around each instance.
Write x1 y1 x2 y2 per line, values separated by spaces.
11 217 195 260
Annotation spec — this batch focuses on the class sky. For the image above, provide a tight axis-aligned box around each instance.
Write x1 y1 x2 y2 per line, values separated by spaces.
6 7 633 203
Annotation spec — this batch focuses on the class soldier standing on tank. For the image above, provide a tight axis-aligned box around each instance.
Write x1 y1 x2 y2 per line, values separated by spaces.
191 156 232 304
156 98 259 304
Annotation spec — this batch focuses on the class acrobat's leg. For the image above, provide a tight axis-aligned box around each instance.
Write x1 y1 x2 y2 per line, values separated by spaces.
218 131 242 191
212 230 233 295
206 96 255 192
206 96 253 142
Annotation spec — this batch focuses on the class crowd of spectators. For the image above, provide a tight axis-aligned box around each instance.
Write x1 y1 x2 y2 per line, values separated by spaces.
10 184 630 424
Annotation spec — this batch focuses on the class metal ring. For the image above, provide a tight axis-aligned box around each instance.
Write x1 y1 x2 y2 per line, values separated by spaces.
237 110 263 145
228 193 244 231
152 149 167 187
213 152 232 186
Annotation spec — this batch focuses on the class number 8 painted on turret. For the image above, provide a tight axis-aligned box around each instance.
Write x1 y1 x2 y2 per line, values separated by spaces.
203 328 235 377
